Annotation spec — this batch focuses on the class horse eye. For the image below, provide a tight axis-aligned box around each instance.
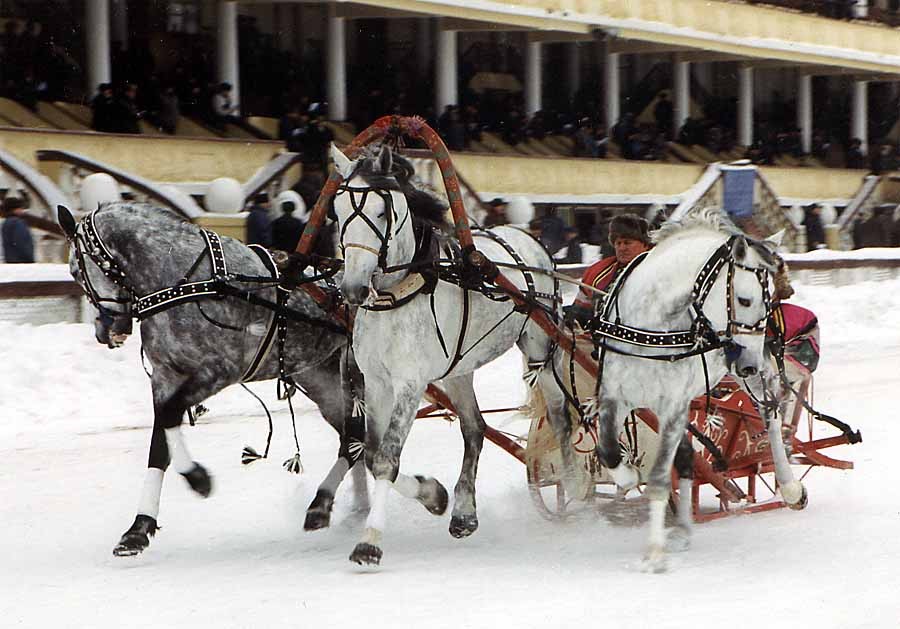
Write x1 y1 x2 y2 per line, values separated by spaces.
737 296 752 307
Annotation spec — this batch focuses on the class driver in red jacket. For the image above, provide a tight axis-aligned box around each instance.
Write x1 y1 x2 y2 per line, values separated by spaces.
564 214 652 327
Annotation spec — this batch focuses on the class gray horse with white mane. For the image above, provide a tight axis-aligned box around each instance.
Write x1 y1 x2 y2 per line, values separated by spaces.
57 202 367 556
330 143 578 566
590 208 805 572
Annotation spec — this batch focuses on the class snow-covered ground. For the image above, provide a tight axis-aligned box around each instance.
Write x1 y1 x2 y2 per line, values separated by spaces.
3 278 899 629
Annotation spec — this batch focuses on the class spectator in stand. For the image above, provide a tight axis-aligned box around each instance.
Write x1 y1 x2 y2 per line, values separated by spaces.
304 104 334 172
573 118 595 157
279 104 309 153
870 141 896 175
158 85 179 135
593 124 609 158
114 83 142 134
501 108 526 146
91 83 116 132
439 106 466 151
613 112 636 149
211 82 239 130
526 110 546 141
554 226 583 264
677 116 703 146
483 198 508 228
803 203 826 251
653 92 674 139
1 196 35 263
537 207 566 255
246 192 272 247
463 104 482 145
270 197 306 253
846 138 865 169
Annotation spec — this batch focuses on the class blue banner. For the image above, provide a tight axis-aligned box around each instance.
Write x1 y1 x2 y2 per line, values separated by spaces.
722 169 755 219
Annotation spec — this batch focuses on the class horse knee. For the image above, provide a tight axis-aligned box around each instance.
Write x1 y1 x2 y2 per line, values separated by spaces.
370 453 399 482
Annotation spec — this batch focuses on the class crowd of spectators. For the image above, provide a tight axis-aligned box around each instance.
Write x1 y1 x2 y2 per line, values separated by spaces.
0 18 81 110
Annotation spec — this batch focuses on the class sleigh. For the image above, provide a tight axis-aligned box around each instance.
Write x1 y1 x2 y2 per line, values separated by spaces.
296 115 860 524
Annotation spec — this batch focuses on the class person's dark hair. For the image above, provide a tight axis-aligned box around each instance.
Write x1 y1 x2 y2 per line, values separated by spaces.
488 197 506 208
2 196 25 215
282 201 295 214
608 214 651 246
254 192 269 204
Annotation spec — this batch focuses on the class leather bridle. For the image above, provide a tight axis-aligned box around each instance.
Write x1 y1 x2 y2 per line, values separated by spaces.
335 173 410 271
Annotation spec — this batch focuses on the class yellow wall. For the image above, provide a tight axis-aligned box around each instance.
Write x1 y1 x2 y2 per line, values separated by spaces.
760 166 867 201
451 154 704 196
0 127 284 184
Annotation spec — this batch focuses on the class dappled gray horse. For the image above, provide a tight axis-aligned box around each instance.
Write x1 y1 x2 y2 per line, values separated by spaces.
58 202 365 556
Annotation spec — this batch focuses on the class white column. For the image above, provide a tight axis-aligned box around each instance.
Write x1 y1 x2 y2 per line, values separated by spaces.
436 28 458 113
217 1 240 114
853 0 869 18
604 49 620 131
673 57 690 137
852 80 868 155
327 4 347 120
567 43 580 103
797 74 813 154
738 65 754 147
86 0 111 94
525 41 542 115
111 0 128 51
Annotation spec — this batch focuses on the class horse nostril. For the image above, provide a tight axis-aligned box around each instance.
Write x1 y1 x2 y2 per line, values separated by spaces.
341 284 368 305
740 366 757 377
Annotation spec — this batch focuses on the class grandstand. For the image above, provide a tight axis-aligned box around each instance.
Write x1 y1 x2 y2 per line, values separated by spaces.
2 0 900 256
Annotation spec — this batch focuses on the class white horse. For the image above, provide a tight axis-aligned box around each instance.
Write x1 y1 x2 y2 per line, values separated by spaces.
330 143 576 566
591 209 805 572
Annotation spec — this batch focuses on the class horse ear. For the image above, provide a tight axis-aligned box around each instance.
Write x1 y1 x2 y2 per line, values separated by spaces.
376 144 393 175
731 236 748 262
763 229 785 250
330 143 354 180
57 205 77 240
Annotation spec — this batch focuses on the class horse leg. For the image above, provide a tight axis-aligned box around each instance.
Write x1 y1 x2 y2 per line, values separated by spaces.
152 378 212 497
350 381 446 566
440 375 485 539
596 399 640 492
296 353 368 531
641 418 686 573
113 425 168 556
667 433 695 553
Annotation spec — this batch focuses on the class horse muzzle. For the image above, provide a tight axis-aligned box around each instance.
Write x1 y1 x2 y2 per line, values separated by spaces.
95 310 133 349
340 282 372 307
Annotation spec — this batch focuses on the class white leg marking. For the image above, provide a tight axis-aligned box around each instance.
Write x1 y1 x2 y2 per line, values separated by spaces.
164 427 193 474
609 462 640 492
136 468 165 519
351 462 370 511
392 473 420 499
780 480 803 505
364 478 390 535
642 498 669 573
677 478 694 530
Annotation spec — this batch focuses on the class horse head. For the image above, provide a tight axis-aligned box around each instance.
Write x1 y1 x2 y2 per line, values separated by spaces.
711 234 780 378
331 143 414 306
58 204 134 349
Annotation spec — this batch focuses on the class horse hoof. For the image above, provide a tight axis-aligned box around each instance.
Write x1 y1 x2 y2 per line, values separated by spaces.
640 545 669 574
415 476 449 516
785 483 808 511
349 542 382 566
665 526 692 553
113 515 158 557
182 463 213 497
304 509 331 531
449 514 479 538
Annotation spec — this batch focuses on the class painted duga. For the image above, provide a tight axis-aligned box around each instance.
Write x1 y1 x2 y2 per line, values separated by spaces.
329 143 578 566
57 202 366 557
590 209 805 572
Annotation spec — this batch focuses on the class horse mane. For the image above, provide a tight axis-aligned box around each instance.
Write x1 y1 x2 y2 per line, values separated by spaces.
354 145 451 230
652 206 742 245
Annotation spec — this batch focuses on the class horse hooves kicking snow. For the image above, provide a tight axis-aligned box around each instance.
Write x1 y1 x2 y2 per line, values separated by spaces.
349 542 383 566
113 514 159 557
449 514 479 538
181 463 213 497
415 476 449 516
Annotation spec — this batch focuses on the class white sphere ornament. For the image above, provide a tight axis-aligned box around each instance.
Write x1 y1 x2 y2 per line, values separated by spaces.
819 203 837 225
80 173 120 212
206 177 243 213
788 205 804 227
505 196 535 226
